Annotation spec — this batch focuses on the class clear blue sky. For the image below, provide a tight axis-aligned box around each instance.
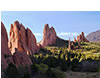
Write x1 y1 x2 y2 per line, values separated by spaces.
1 11 100 42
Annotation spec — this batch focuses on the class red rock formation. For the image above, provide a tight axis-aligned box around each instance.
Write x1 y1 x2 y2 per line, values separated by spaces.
13 48 32 67
40 24 57 47
26 28 38 55
68 38 71 50
1 21 32 69
76 32 89 42
8 21 38 55
1 22 13 70
74 37 77 42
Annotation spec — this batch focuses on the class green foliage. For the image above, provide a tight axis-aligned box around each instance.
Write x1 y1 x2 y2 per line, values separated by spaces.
4 42 100 78
31 63 48 76
44 56 58 68
97 67 100 72
49 37 69 47
70 58 79 71
46 68 66 78
22 72 31 78
36 63 48 75
4 63 31 78
31 64 38 75
4 63 20 78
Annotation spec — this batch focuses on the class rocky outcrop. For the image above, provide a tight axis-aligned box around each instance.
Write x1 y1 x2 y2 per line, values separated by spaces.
74 37 77 42
76 32 89 42
8 21 38 55
1 21 32 69
1 22 13 70
40 24 57 47
68 38 71 50
13 48 32 67
26 28 38 55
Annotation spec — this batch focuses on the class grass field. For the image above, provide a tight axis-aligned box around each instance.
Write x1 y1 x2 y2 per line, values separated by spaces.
45 42 100 61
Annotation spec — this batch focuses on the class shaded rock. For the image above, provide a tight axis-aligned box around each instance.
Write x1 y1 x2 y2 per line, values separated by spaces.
26 28 38 55
40 24 57 47
8 21 38 55
13 48 32 67
1 22 13 70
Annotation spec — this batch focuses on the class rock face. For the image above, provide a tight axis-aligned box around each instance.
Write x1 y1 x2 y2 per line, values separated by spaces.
86 30 100 42
13 48 32 67
8 21 38 55
40 24 57 47
76 32 89 42
1 21 32 69
1 22 13 70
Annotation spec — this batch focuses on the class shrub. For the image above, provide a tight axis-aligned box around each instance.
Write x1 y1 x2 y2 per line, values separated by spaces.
71 58 79 71
36 63 48 75
4 63 20 78
59 59 68 71
31 63 48 76
22 72 31 78
46 68 66 78
44 56 58 68
31 63 38 76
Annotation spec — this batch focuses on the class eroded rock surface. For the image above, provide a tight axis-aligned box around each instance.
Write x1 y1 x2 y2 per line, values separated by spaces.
1 22 13 70
8 21 38 55
1 21 32 69
76 32 89 42
40 24 57 47
13 48 32 67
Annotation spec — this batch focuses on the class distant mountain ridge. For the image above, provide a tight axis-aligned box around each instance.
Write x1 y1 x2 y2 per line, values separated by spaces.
86 30 100 42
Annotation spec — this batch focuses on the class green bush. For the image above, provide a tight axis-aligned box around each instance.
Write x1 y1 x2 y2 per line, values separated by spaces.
22 72 31 78
4 63 20 78
36 63 48 75
46 68 66 78
31 63 48 76
44 56 58 68
31 64 38 76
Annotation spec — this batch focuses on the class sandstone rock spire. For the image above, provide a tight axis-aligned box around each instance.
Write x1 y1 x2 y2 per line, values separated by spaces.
40 24 57 47
8 21 38 55
68 38 71 50
76 32 89 42
1 22 13 70
1 21 32 69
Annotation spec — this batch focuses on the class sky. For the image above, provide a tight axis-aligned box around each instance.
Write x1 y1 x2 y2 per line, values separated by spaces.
1 11 100 42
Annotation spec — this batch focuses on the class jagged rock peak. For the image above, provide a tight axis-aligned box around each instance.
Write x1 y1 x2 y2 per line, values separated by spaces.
40 24 57 47
8 20 38 55
76 32 89 42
